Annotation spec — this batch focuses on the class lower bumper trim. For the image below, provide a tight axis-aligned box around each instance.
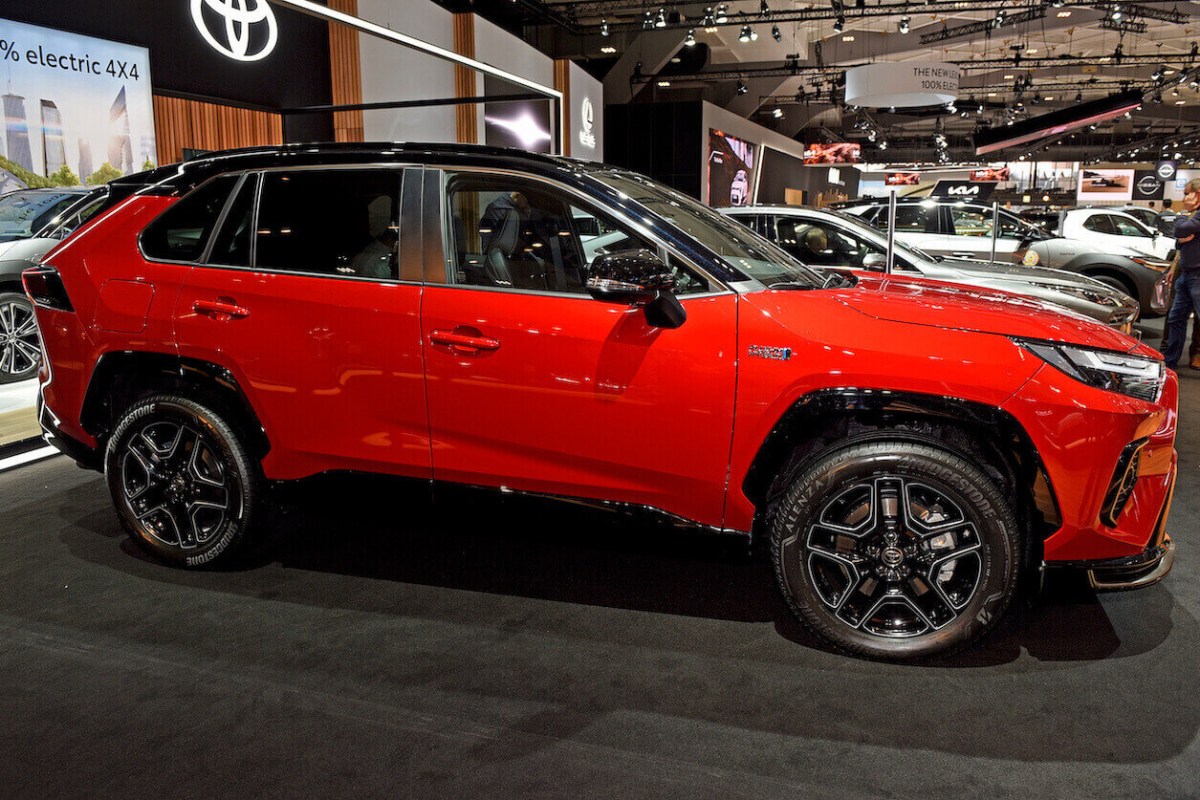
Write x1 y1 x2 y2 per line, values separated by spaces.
1079 536 1175 591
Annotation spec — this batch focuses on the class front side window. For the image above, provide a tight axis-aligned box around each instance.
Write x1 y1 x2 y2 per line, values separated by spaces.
255 170 401 279
141 176 239 262
445 172 710 295
948 207 992 237
1110 215 1151 237
1083 214 1115 235
774 218 875 268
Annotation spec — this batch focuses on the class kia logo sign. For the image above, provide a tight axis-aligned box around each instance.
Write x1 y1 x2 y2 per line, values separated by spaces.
930 180 995 200
191 0 278 62
946 185 980 196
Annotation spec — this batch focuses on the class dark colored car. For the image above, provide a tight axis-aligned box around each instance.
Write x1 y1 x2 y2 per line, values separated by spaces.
26 144 1177 661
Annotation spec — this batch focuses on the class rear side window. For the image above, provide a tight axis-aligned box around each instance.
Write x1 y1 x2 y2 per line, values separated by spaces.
254 170 401 280
877 205 935 233
141 176 238 262
1083 214 1115 235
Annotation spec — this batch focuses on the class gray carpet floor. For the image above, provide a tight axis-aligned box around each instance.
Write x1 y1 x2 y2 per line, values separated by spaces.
1 320 1197 799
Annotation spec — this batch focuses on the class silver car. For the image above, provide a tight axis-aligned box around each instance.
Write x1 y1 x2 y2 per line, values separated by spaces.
722 205 1139 329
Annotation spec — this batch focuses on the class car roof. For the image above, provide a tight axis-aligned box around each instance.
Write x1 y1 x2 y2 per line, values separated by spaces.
140 142 588 196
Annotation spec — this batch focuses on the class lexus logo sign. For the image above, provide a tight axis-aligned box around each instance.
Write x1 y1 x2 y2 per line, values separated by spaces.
191 0 279 62
578 97 596 149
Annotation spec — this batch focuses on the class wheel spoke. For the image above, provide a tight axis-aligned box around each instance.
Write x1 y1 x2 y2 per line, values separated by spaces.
14 313 37 338
900 574 958 629
0 344 11 374
807 523 864 563
835 572 888 629
0 303 12 334
12 340 39 370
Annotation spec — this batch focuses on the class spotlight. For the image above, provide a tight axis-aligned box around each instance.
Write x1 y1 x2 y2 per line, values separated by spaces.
1110 4 1122 21
739 25 757 42
945 101 957 113
878 140 889 150
684 28 697 46
702 7 715 25
1151 65 1164 82
655 8 667 27
772 24 782 42
833 15 845 32
600 18 610 36
760 0 771 15
642 11 654 29
715 3 729 23
772 107 784 119
736 78 748 95
1075 92 1083 102
993 9 1006 28
899 15 910 34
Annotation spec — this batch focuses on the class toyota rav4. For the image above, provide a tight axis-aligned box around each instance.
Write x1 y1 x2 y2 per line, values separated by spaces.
24 144 1177 660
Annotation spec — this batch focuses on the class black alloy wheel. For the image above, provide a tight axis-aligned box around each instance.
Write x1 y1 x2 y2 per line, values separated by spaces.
105 396 261 567
0 292 41 384
772 439 1020 660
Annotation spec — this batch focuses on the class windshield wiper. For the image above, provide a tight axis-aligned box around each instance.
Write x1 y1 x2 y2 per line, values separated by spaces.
768 280 818 290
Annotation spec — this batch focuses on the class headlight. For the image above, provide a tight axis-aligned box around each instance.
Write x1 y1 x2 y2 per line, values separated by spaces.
1130 256 1171 271
1027 282 1117 306
1015 339 1165 402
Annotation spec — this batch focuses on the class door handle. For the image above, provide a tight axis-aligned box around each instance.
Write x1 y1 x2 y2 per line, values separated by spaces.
430 329 501 352
193 298 250 319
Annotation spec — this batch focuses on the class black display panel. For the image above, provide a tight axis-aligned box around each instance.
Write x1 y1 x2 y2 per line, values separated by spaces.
0 2 333 111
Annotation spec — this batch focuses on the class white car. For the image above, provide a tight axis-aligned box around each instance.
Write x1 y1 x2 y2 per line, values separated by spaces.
1059 208 1175 260
729 170 749 206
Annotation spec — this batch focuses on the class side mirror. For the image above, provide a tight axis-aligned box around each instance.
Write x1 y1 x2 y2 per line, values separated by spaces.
861 252 886 271
587 248 675 306
587 248 686 329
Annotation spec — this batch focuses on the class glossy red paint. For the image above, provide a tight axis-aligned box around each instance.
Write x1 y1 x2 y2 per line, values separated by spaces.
26 169 1177 573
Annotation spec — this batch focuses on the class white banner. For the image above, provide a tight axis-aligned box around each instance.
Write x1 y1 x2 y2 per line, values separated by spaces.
0 17 156 190
845 62 959 109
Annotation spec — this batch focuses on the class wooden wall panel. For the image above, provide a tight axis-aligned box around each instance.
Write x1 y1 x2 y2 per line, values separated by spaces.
327 0 364 142
554 60 571 157
153 96 283 166
453 13 477 145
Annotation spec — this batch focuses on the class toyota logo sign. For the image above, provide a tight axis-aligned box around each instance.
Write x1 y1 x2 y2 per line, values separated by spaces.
191 0 279 62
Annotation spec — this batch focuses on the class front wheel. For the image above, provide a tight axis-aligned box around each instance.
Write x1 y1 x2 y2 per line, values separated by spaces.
771 439 1020 660
0 292 41 384
105 395 261 567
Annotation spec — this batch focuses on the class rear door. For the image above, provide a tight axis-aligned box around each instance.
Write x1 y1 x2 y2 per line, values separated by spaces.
173 167 431 481
419 168 738 528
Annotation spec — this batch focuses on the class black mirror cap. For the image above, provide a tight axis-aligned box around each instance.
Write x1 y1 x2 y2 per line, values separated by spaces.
644 292 687 329
587 248 675 306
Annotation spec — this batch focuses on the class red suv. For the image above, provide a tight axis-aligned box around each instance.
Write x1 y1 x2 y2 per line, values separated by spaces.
24 145 1177 660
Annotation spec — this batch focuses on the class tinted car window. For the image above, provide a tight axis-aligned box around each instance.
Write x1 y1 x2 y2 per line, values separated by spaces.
446 172 709 295
877 205 936 233
1083 214 1115 235
1110 215 1151 237
775 218 872 267
141 176 239 262
209 175 257 268
255 170 401 279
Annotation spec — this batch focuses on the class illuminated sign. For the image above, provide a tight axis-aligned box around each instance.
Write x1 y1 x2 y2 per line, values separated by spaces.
578 97 596 150
191 0 278 63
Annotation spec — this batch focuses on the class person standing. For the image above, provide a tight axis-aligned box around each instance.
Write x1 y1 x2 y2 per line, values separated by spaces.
1161 179 1200 369
1158 198 1179 235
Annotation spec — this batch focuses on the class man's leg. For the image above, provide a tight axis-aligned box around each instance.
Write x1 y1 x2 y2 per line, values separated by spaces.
1162 272 1199 367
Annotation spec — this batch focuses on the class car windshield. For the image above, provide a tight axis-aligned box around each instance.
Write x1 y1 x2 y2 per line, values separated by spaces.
812 207 941 266
590 170 823 288
0 191 81 240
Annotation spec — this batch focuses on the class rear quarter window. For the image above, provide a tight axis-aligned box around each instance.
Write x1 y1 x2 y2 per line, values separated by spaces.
140 176 239 262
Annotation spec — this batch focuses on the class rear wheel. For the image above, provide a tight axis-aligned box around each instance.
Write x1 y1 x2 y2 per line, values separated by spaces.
105 395 261 567
771 439 1020 660
0 292 41 384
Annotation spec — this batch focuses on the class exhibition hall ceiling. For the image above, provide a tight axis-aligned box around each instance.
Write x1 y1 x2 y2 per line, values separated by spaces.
446 0 1200 162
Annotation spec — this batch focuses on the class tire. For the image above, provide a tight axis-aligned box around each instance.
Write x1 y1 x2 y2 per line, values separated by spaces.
1087 272 1137 301
105 395 261 568
771 439 1020 661
0 292 41 384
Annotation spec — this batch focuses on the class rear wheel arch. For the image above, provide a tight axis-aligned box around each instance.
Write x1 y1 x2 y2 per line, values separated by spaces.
81 352 270 460
1080 267 1138 301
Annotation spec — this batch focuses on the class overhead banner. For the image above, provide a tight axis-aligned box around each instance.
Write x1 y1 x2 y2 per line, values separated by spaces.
930 180 996 201
971 167 1010 182
844 62 959 109
885 172 920 186
0 17 156 187
1077 168 1133 202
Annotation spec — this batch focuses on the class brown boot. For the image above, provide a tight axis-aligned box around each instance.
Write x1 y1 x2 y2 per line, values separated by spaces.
1191 354 1200 370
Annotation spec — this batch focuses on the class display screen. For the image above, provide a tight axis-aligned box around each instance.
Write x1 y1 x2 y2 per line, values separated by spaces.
974 90 1142 156
885 172 920 186
1077 168 1134 202
802 142 861 164
483 76 554 154
708 128 756 207
0 17 156 185
971 167 1010 182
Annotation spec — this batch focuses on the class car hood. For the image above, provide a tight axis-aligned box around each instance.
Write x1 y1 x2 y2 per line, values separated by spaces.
0 236 59 264
808 273 1145 352
932 258 1117 289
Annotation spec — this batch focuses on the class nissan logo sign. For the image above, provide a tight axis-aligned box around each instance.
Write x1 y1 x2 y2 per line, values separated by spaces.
1156 161 1177 181
1137 175 1162 195
191 0 279 62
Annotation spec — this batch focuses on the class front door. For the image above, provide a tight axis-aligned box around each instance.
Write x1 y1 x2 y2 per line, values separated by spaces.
420 169 738 529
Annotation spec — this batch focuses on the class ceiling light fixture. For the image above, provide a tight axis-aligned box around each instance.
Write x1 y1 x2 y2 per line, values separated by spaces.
655 8 667 28
736 78 748 95
772 24 782 42
772 107 784 119
899 15 910 34
833 15 845 32
600 45 616 54
600 18 610 36
842 34 855 41
715 3 729 23
684 28 696 46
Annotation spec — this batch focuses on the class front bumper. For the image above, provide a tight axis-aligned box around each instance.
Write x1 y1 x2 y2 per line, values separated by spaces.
1047 535 1175 591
